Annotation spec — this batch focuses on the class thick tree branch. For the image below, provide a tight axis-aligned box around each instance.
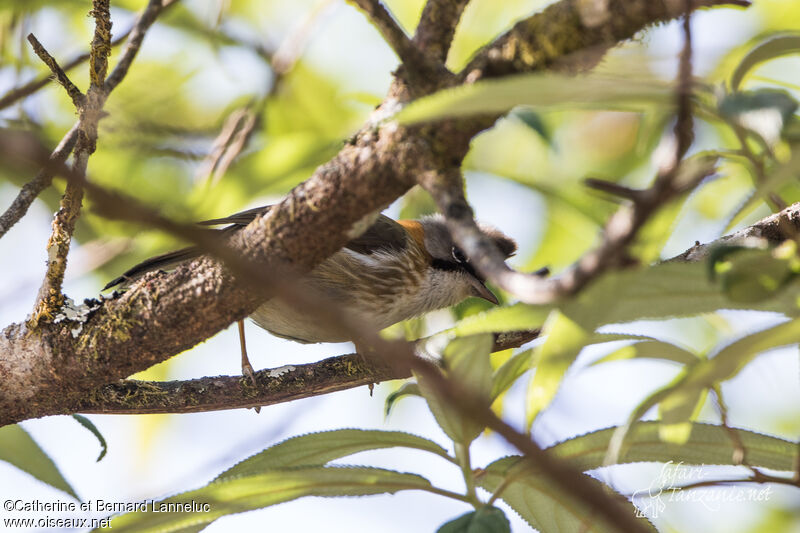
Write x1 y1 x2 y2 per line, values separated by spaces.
73 330 540 415
461 0 749 82
413 0 471 62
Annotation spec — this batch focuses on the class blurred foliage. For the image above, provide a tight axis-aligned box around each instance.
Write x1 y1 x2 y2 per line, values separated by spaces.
1 0 800 532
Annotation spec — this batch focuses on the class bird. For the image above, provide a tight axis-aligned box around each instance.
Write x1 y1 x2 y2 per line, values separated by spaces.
104 205 517 382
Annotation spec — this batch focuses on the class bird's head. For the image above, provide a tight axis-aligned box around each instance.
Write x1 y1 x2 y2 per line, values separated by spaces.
402 215 516 307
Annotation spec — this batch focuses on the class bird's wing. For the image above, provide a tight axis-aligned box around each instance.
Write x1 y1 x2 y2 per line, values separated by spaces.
102 246 201 290
102 205 275 290
104 208 407 290
344 214 408 255
198 205 273 227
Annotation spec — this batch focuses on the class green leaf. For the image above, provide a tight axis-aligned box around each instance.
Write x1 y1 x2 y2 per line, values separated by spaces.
217 429 451 481
453 303 550 337
511 108 552 146
0 424 78 500
612 317 800 458
417 334 494 444
477 458 654 533
680 316 800 390
592 340 700 366
491 348 534 400
718 89 798 144
71 414 108 462
385 382 422 418
525 195 603 272
396 73 672 125
478 422 797 532
713 245 799 303
730 33 800 90
437 506 511 533
548 421 797 472
525 310 590 427
657 387 708 445
105 467 433 533
564 261 800 328
725 150 800 231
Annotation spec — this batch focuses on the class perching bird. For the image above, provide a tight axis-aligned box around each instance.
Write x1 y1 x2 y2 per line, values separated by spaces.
104 205 517 381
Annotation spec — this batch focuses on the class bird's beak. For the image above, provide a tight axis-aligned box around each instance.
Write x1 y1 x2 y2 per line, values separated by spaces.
468 276 499 305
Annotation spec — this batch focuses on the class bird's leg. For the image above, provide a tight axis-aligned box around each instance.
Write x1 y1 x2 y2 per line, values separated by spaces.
238 319 257 385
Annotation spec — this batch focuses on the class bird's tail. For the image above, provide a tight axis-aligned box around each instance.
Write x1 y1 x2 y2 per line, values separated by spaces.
102 247 201 290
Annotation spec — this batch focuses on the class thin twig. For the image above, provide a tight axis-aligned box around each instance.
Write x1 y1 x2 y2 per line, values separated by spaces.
0 124 79 239
347 0 417 65
347 0 445 87
31 0 165 322
0 29 129 112
419 1 702 306
25 34 85 109
106 0 173 93
196 0 323 184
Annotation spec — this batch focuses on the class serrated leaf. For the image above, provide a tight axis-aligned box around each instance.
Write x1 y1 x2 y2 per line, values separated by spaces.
731 34 800 90
491 348 534 400
104 467 433 533
385 382 422 418
714 245 798 303
0 424 78 500
548 421 797 472
217 429 451 481
437 506 511 533
565 261 800 328
612 317 800 459
681 316 800 389
396 73 671 125
477 458 654 533
592 340 700 366
72 414 108 462
417 334 494 444
453 303 550 337
526 310 590 427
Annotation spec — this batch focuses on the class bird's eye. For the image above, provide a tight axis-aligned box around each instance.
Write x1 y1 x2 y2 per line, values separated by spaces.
451 246 467 263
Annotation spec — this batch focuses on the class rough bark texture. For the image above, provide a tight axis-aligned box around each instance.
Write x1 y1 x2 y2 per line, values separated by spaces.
0 0 748 426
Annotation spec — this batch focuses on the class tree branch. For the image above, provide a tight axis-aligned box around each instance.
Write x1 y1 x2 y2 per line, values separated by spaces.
31 0 113 323
0 0 750 429
105 0 173 93
73 330 540 415
412 0 471 62
347 0 423 68
25 34 85 109
420 0 704 304
460 0 749 82
0 1 175 240
0 124 79 240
